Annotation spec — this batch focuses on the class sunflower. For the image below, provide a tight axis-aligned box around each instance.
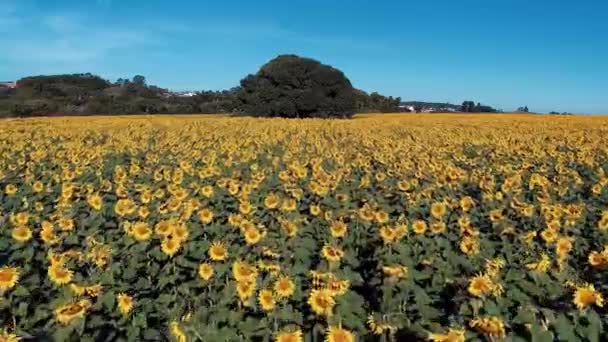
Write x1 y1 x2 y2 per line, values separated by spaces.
588 251 608 267
430 221 446 235
280 220 299 237
599 215 608 231
521 205 534 218
69 283 86 296
484 258 505 277
307 289 335 316
237 280 256 302
140 191 152 204
489 209 504 222
460 196 474 212
325 325 355 342
310 205 322 216
32 180 44 193
85 284 103 298
392 222 407 238
198 263 214 281
378 226 397 244
428 328 466 342
367 314 398 335
358 204 375 222
468 274 494 297
172 223 189 242
87 194 103 211
161 237 181 257
131 222 152 241
540 228 558 243
469 316 506 339
58 217 75 231
330 220 348 238
430 202 447 219
573 284 604 310
274 327 303 342
459 236 479 255
412 220 427 235
0 266 20 291
55 299 91 324
13 212 29 225
169 321 187 342
520 230 537 245
12 226 32 242
0 329 19 342
88 245 112 268
321 244 344 263
232 261 258 282
200 185 214 198
264 193 281 209
48 264 74 285
155 220 173 236
281 198 297 212
239 201 254 215
382 265 408 280
198 208 214 224
555 236 573 258
114 198 136 217
244 226 264 245
117 293 134 315
274 275 295 298
5 184 17 195
40 221 59 245
258 289 276 311
375 210 389 224
209 241 228 261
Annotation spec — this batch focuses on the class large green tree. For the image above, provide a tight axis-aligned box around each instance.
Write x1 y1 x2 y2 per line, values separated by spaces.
237 55 356 118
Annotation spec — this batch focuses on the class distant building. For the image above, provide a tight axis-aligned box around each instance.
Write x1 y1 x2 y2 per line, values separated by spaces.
398 104 415 112
173 91 197 97
0 81 16 89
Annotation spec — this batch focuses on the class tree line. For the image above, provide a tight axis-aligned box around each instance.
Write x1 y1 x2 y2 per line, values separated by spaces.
0 57 402 118
1 55 508 118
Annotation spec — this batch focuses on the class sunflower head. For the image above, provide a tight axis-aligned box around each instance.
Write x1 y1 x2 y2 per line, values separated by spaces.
307 289 335 317
209 241 228 261
198 263 214 281
573 284 604 310
117 293 134 315
275 327 303 342
274 275 295 298
258 289 276 311
0 266 20 291
325 325 355 342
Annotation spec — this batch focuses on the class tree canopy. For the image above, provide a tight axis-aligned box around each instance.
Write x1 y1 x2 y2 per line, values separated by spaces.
236 55 356 118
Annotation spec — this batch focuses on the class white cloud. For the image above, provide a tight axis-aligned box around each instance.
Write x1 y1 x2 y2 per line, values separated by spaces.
2 8 153 65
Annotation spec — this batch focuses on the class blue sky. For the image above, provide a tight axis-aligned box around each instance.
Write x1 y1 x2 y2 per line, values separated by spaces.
1 0 607 113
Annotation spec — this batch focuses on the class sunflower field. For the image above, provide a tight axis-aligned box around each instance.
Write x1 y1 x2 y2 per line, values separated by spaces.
1 113 608 341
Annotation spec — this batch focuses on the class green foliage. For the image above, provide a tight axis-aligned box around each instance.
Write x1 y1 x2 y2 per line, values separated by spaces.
237 55 356 118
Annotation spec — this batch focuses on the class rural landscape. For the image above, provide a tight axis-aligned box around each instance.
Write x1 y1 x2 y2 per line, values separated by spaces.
2 0 608 341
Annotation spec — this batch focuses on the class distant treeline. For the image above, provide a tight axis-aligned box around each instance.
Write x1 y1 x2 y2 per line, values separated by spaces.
400 101 499 113
0 73 402 117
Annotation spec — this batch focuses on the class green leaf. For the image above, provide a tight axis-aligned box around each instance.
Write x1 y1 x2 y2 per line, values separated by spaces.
418 305 441 320
555 314 578 342
584 310 602 342
12 286 30 297
530 325 554 342
143 328 161 340
513 307 536 325
101 290 115 311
